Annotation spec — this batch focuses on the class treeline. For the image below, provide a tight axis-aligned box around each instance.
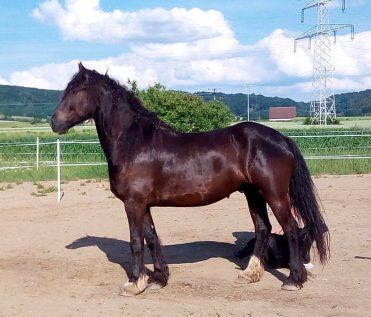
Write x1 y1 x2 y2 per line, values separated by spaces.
196 90 371 118
0 83 234 132
335 90 371 116
0 84 370 122
196 91 308 119
0 85 61 119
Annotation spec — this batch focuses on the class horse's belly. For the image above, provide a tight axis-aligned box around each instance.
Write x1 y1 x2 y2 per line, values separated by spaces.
156 172 243 207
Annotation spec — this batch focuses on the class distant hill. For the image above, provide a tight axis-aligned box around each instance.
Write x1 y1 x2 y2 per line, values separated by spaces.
0 84 370 119
0 85 61 119
334 89 371 117
196 89 371 119
196 92 308 119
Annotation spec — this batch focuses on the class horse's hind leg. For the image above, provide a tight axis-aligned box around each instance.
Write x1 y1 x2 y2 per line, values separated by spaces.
236 186 271 284
143 208 169 289
266 194 307 290
121 201 148 296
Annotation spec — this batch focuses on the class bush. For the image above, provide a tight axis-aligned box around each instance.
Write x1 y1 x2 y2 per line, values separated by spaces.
303 116 340 125
303 117 311 125
30 117 43 125
136 83 235 132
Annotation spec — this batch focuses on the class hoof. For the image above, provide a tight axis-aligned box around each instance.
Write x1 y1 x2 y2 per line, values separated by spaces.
235 256 264 284
235 272 254 284
147 281 164 290
281 282 302 291
120 275 148 297
120 282 142 297
147 268 169 291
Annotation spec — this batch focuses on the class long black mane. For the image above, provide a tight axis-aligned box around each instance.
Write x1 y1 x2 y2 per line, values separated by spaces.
65 69 170 129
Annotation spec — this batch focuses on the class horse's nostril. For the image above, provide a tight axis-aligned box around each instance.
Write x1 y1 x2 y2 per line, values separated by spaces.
50 116 56 130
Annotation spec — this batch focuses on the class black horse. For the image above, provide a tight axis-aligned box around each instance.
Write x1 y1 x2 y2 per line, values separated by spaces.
51 63 329 296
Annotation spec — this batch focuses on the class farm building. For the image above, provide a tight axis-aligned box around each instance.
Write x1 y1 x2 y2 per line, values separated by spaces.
269 106 297 121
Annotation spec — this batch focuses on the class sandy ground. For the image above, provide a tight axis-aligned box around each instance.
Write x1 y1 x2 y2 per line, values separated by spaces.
0 175 370 317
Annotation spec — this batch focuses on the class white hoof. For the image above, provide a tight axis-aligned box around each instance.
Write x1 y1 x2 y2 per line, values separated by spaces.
281 283 302 291
236 255 264 284
119 274 148 296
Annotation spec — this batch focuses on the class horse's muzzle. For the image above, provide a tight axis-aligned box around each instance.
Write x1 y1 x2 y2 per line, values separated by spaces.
50 114 68 134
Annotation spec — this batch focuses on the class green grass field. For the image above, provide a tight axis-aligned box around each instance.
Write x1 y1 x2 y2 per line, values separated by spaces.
258 116 371 130
0 117 370 183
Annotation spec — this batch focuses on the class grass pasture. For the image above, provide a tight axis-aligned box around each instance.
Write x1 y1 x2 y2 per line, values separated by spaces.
259 116 371 130
0 118 370 182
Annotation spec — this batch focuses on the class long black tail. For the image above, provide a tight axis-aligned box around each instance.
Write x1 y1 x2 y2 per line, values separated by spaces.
287 138 330 264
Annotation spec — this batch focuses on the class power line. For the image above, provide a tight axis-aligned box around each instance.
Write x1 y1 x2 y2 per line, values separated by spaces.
294 0 355 126
243 83 254 122
207 88 221 101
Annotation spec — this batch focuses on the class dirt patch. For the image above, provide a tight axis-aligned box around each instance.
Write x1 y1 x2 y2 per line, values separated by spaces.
0 175 370 316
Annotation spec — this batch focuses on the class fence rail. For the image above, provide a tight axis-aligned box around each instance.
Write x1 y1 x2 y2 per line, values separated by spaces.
1 135 370 171
1 134 370 202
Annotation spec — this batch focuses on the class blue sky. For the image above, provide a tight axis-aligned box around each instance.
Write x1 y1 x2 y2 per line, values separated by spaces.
0 0 370 101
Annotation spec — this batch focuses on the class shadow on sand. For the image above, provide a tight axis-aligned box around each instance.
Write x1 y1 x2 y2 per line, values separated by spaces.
66 231 287 283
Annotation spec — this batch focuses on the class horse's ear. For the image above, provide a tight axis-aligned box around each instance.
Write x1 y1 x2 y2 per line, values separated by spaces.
78 62 86 73
105 67 109 76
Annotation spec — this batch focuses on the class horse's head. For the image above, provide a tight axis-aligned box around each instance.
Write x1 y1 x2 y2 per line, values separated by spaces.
65 235 99 249
51 62 98 134
299 222 329 263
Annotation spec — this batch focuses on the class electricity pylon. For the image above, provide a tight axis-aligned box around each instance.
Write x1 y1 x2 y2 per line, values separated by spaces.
294 0 354 125
208 88 221 101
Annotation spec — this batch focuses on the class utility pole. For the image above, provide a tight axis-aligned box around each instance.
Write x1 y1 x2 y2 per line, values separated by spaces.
294 0 354 126
244 84 253 122
208 88 220 101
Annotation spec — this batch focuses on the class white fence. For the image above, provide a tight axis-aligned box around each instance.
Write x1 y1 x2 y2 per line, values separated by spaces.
0 138 105 202
1 134 370 202
1 134 370 168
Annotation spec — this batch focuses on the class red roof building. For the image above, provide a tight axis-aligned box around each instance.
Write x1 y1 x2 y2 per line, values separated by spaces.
269 107 297 121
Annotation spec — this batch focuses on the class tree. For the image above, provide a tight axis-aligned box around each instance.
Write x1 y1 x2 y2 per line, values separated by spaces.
137 84 235 132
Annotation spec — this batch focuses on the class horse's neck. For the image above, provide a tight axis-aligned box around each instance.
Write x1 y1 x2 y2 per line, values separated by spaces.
93 97 135 164
93 92 176 165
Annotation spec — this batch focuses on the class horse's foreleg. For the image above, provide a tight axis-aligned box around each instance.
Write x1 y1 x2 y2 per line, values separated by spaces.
267 194 307 290
236 186 271 284
143 208 169 289
121 201 148 296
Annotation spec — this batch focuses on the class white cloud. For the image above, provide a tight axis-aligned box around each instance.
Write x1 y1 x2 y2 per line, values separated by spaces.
6 29 371 99
257 29 312 77
4 1 369 99
32 0 233 43
4 48 277 90
332 76 371 91
329 0 364 9
10 62 77 89
0 76 9 85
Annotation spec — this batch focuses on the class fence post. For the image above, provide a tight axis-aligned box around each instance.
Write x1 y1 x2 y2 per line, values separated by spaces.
36 137 39 171
57 139 61 203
